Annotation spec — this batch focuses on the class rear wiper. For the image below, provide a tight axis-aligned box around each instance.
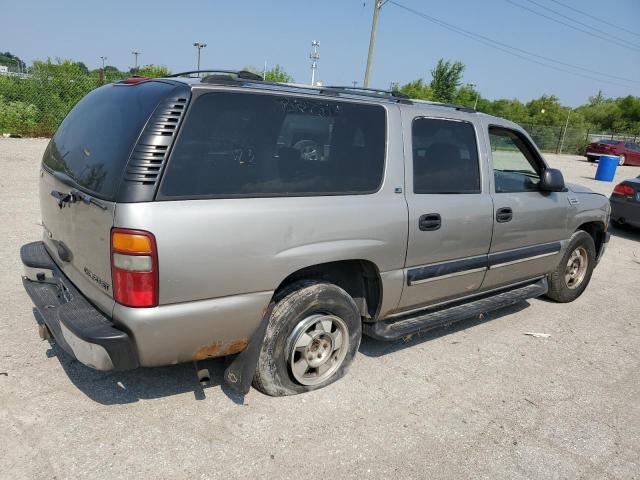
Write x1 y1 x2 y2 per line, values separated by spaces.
50 189 107 210
50 171 107 210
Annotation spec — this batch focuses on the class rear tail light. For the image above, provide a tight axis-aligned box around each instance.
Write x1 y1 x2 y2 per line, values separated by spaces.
613 183 635 197
111 228 158 307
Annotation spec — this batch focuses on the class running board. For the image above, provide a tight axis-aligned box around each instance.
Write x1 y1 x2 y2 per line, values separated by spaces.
364 278 548 341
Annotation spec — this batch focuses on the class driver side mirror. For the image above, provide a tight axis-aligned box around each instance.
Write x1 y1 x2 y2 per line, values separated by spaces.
539 168 565 192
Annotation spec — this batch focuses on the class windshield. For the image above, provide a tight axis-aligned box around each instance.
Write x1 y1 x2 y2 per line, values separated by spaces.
43 81 175 200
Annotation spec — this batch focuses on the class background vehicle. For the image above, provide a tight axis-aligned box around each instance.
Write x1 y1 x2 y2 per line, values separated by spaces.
586 139 640 166
20 71 610 396
610 176 640 229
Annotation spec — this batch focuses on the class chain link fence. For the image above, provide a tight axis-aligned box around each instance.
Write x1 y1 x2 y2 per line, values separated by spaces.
0 70 128 137
1 71 638 155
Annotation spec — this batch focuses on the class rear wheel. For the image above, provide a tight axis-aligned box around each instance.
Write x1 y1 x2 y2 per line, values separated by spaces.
619 154 626 166
546 231 596 303
253 281 362 396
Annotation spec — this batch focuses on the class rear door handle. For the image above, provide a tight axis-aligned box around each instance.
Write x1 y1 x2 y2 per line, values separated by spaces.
496 207 513 223
419 213 441 231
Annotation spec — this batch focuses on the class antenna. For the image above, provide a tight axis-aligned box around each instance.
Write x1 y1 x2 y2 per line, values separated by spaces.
309 40 320 86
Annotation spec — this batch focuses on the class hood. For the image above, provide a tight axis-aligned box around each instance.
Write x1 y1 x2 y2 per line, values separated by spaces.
566 182 598 194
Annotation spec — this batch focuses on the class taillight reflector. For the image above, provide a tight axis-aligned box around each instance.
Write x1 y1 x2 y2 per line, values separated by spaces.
613 184 635 197
111 228 158 307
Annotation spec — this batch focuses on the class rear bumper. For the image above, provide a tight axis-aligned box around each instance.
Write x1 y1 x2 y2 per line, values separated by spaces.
20 241 138 371
610 197 640 228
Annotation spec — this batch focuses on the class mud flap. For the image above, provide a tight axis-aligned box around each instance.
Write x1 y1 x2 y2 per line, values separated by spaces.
223 304 273 395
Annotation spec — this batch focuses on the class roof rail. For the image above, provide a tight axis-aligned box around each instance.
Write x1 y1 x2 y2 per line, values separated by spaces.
325 85 410 100
412 98 476 113
167 70 263 81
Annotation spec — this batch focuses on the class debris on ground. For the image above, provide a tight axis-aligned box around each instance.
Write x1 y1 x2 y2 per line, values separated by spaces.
523 332 551 338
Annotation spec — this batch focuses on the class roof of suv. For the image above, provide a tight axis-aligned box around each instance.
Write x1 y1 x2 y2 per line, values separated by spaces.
160 70 486 117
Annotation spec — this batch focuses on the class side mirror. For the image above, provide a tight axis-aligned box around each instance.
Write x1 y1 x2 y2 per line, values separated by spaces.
539 168 565 192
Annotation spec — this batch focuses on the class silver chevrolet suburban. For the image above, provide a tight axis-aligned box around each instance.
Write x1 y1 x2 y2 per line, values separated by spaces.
20 70 610 396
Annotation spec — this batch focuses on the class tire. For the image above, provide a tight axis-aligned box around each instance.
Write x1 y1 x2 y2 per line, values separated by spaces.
619 154 626 166
587 157 596 163
545 231 596 303
253 280 362 396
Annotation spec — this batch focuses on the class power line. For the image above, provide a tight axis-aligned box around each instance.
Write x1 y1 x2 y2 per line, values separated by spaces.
388 0 640 91
507 0 640 52
547 0 640 40
522 0 640 50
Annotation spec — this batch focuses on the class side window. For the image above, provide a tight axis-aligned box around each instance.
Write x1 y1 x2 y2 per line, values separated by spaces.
159 92 386 198
489 127 541 193
412 118 480 194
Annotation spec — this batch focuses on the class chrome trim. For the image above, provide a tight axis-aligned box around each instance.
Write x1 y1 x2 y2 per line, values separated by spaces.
408 266 486 285
489 251 558 269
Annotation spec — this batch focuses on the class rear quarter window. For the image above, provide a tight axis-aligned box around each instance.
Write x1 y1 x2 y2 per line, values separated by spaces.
43 81 176 200
158 92 386 198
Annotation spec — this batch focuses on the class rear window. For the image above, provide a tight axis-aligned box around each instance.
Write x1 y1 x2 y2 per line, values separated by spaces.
596 140 622 145
158 92 386 198
43 81 175 200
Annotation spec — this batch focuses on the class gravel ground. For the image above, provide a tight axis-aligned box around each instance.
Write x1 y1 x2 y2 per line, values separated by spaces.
0 138 638 480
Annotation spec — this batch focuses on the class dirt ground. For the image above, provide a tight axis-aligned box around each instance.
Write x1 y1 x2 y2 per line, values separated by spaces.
0 138 638 479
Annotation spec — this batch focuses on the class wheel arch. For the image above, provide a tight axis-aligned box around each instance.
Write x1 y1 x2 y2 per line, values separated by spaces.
273 260 383 321
576 221 606 256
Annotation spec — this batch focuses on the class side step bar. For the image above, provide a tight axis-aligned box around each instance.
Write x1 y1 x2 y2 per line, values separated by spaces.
364 278 548 341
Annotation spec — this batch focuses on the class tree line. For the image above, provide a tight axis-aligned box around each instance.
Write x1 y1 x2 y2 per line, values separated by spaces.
1 53 638 148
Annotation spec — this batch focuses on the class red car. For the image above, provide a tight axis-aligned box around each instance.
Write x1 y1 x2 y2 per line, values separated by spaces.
586 139 640 166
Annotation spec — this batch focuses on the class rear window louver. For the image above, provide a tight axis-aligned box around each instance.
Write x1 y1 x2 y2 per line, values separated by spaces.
121 88 190 200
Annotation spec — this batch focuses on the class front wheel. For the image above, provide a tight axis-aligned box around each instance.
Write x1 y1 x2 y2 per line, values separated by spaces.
545 231 596 303
253 281 362 396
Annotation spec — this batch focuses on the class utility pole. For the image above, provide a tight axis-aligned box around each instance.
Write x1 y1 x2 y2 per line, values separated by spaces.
559 109 572 154
468 83 480 109
352 81 358 88
99 56 107 85
310 40 320 86
132 51 140 73
193 42 207 71
363 0 388 88
263 60 268 80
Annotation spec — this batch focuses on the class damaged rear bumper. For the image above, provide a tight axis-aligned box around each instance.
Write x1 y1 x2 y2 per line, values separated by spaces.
20 241 138 371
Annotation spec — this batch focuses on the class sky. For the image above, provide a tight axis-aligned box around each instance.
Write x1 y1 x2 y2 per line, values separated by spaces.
1 0 639 106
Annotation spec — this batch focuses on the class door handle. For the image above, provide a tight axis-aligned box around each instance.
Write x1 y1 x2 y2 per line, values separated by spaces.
496 207 513 223
419 213 441 231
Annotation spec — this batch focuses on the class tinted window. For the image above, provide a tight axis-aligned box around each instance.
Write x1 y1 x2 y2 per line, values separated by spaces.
412 118 480 194
489 127 541 193
43 81 175 200
159 92 386 197
597 140 622 145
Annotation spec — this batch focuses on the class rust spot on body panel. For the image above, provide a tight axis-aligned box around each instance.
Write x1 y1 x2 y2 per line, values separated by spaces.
192 339 249 360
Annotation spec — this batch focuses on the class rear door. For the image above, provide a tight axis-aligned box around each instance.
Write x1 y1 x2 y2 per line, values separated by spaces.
39 81 177 313
398 112 493 310
482 124 568 290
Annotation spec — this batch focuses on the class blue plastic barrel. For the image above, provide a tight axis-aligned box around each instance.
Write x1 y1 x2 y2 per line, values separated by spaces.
595 155 618 182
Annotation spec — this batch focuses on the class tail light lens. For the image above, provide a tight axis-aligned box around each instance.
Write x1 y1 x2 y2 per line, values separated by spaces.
111 228 158 307
613 183 635 197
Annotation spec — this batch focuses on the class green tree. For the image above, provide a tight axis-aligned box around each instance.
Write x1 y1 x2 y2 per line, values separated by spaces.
0 51 27 72
135 64 171 77
394 79 433 100
244 64 294 83
430 59 465 103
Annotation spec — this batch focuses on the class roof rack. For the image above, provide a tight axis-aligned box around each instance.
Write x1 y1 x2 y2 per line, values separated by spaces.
411 98 476 113
324 85 410 100
167 69 263 81
167 70 475 112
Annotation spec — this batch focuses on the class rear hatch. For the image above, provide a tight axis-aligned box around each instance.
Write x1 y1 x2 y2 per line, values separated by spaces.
39 80 179 314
